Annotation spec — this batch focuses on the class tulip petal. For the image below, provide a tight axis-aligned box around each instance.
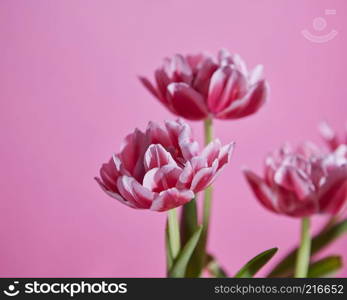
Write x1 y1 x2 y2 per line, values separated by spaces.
207 66 232 113
151 188 194 212
167 83 208 120
138 76 161 100
178 122 199 161
274 165 314 200
117 176 153 209
249 65 264 85
243 169 277 213
144 144 177 171
95 177 136 208
218 48 233 65
276 187 317 217
213 70 247 113
119 129 149 181
155 68 172 105
216 80 268 119
193 58 219 96
318 166 347 214
168 54 193 83
231 53 248 76
143 165 182 192
191 160 218 192
201 139 222 166
98 158 120 192
186 53 207 70
146 121 172 148
318 122 340 151
178 162 194 189
217 142 235 171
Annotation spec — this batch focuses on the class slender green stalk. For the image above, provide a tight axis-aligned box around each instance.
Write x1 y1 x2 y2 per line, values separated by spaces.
295 217 311 278
167 208 181 260
201 118 213 265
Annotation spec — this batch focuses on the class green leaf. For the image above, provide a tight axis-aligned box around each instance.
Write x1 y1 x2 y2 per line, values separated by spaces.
169 226 203 278
205 254 228 278
234 248 278 278
267 218 347 277
308 256 342 278
180 198 200 277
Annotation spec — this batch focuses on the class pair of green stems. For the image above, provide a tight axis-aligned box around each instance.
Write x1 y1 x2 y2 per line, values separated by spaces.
167 119 317 278
167 118 213 275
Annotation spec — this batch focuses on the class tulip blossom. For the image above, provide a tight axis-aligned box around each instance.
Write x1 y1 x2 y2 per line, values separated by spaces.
319 121 347 151
139 49 269 121
96 120 234 211
243 143 347 217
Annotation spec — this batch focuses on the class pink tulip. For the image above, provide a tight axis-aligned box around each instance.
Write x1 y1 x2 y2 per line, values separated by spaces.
96 119 234 211
243 143 347 217
319 121 347 151
139 49 269 121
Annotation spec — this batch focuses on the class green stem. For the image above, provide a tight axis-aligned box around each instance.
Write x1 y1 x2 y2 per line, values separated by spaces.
201 118 213 263
168 208 181 260
295 217 311 278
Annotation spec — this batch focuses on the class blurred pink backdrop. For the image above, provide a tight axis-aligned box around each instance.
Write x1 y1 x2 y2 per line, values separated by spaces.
0 0 346 277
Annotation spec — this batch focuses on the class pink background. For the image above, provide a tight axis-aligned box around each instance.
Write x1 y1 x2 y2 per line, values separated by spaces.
1 0 346 277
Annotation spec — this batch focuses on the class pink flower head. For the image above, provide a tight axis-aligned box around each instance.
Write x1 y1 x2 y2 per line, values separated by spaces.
319 121 347 151
139 49 269 121
244 142 347 217
96 119 234 212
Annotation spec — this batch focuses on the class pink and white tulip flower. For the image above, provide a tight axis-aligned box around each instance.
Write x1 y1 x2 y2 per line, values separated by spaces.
244 143 347 217
140 49 269 121
96 120 234 211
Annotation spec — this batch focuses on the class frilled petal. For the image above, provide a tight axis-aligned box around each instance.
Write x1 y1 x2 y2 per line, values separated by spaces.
243 169 277 213
217 143 235 171
218 70 248 113
319 180 347 215
138 76 161 100
276 187 318 217
144 144 177 171
201 139 222 165
319 122 340 151
154 68 172 105
98 158 120 192
249 65 264 85
146 121 172 148
190 160 218 192
296 141 323 159
193 58 219 96
218 50 248 75
119 129 149 181
150 188 194 212
117 176 154 209
274 165 314 200
178 161 194 189
207 66 232 113
167 54 193 83
95 177 136 208
165 119 199 161
167 83 209 120
318 166 347 214
143 165 182 192
186 53 208 70
216 80 269 119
